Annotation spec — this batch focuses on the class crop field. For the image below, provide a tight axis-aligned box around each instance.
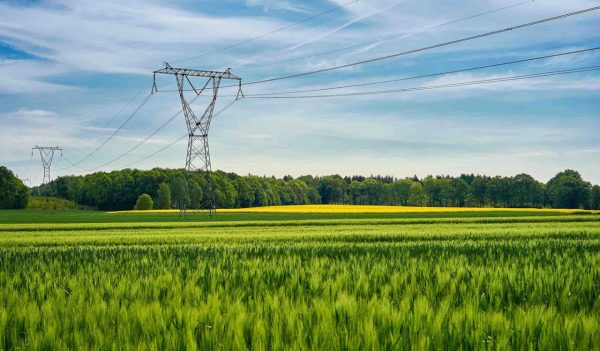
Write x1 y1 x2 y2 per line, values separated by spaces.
0 208 599 349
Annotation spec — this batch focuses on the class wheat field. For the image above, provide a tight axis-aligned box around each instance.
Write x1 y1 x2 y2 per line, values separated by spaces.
1 212 599 349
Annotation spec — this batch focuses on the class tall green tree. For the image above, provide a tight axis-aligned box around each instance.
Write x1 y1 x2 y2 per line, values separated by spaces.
170 177 189 209
450 178 470 207
408 182 427 206
156 182 171 209
391 179 412 206
590 185 600 210
362 179 384 205
470 176 487 207
423 177 442 206
0 166 29 209
547 170 591 209
236 178 254 208
318 176 347 204
512 173 543 208
188 179 203 209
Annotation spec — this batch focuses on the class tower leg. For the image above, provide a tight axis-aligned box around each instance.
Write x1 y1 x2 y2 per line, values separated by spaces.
180 134 216 218
43 166 50 184
201 135 216 217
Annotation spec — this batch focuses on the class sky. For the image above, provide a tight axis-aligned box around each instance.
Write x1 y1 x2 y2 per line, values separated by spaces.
1 0 599 186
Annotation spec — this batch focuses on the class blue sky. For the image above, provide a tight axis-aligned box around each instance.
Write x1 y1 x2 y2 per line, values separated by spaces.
1 0 599 185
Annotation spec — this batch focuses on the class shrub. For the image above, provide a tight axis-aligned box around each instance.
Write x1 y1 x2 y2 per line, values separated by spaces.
26 196 81 210
134 194 153 210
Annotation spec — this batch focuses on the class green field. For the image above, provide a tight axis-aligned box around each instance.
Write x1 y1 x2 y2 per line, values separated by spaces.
0 209 570 224
1 210 599 349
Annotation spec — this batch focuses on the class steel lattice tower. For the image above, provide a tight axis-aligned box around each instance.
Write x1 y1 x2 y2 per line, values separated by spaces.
32 146 62 184
153 63 242 217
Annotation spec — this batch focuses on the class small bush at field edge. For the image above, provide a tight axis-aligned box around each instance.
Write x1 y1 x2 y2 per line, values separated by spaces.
26 196 86 210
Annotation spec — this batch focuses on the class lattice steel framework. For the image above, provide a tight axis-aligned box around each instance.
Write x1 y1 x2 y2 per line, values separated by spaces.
32 146 62 184
153 62 242 217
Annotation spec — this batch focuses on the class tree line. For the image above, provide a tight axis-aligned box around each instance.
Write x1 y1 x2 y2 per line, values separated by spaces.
32 169 319 211
28 168 600 211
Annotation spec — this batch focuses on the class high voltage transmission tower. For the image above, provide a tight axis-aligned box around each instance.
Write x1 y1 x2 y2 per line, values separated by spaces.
32 146 62 184
152 62 243 217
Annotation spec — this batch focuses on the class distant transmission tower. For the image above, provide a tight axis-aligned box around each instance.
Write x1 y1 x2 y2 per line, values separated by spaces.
152 63 242 217
32 146 62 184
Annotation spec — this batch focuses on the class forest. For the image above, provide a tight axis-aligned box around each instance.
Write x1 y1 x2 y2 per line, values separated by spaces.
27 168 600 211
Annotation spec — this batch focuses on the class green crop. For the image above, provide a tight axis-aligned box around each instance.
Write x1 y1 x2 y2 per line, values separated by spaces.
0 214 599 350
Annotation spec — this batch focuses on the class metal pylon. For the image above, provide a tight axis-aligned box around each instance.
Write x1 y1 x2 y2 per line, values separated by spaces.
32 146 62 184
153 63 242 218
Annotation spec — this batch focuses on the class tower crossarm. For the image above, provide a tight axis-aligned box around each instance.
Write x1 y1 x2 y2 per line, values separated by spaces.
154 62 241 80
32 146 62 152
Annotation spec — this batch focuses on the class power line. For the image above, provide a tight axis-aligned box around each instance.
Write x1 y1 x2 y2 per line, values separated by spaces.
244 65 600 99
69 93 153 167
243 46 600 96
85 95 200 172
174 0 361 64
122 133 186 168
246 0 535 69
241 5 600 86
102 87 147 128
159 46 600 95
57 156 87 173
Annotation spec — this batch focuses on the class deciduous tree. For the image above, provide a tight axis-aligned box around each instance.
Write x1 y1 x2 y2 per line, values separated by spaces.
156 182 171 209
134 193 153 210
0 166 28 209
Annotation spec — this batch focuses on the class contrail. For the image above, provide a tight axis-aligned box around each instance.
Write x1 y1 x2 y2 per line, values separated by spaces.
286 0 408 51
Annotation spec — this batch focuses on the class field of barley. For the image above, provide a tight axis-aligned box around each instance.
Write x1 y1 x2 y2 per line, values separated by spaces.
0 208 599 349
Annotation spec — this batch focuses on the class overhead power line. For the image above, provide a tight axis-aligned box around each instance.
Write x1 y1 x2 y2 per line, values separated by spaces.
247 0 535 69
102 87 147 128
69 93 153 167
85 95 200 172
122 133 187 168
241 5 600 86
244 65 600 99
243 46 600 96
174 0 360 64
160 46 600 96
56 156 83 172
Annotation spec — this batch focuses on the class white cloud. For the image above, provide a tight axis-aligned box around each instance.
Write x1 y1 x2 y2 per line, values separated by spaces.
0 59 72 93
6 108 60 123
245 0 311 13
0 0 321 77
286 0 408 51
